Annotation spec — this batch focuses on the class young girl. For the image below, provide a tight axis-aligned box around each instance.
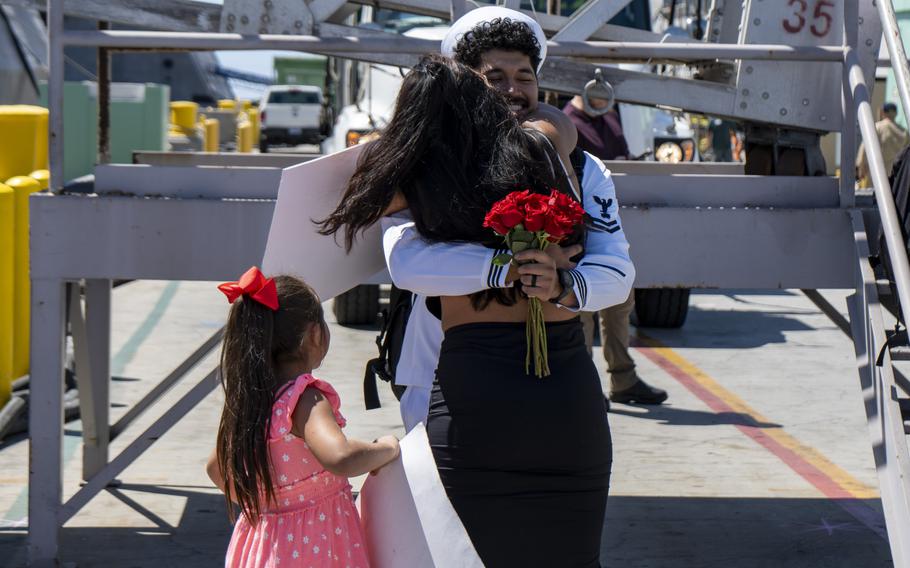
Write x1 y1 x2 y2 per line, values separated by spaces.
206 266 399 568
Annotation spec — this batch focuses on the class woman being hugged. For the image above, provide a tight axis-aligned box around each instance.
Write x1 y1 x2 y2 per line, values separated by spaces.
206 267 399 568
320 54 633 568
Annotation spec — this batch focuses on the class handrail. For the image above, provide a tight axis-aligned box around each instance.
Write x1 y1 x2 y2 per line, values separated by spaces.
846 48 910 329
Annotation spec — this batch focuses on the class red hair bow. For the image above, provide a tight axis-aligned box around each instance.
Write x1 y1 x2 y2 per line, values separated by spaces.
218 266 279 311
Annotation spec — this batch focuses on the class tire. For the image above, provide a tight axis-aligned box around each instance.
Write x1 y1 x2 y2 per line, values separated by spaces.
259 138 270 153
333 285 380 325
632 288 690 328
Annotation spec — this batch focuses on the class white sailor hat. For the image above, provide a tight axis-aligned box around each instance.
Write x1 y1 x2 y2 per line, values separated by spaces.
441 6 547 73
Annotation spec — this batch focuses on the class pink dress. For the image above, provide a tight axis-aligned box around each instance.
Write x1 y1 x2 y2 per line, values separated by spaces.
226 374 370 568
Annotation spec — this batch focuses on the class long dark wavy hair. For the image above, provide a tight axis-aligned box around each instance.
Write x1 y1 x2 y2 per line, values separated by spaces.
216 275 324 523
317 54 581 307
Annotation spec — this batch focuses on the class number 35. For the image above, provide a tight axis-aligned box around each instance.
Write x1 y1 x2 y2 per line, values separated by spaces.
782 0 834 38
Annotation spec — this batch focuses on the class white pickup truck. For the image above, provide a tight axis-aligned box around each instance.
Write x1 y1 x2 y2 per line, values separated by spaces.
258 85 325 152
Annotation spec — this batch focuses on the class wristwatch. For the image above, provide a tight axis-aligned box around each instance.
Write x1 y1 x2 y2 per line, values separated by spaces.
549 268 574 305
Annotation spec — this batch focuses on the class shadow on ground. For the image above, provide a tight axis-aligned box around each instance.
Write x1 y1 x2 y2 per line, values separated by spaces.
0 484 231 568
602 495 892 568
634 297 819 350
1 491 893 567
608 405 781 428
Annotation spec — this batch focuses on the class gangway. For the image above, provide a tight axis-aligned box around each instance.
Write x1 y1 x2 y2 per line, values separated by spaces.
4 0 910 566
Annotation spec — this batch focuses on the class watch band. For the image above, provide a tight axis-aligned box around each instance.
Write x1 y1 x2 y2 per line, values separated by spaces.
549 268 573 305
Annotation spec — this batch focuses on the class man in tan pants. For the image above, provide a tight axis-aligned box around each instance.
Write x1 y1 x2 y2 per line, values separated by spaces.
564 95 668 405
580 292 667 404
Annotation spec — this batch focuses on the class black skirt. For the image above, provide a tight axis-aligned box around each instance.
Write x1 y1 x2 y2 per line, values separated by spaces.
426 318 612 568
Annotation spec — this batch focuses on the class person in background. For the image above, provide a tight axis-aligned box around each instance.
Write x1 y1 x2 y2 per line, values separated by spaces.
857 102 910 187
564 94 631 161
563 95 669 405
709 118 737 162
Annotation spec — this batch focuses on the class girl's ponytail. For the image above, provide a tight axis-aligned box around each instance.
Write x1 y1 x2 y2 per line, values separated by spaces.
215 273 324 523
217 297 278 522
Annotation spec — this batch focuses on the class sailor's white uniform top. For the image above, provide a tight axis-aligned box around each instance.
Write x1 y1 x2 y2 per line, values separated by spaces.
380 152 634 429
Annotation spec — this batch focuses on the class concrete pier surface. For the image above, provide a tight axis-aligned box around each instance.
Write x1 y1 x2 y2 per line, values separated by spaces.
0 282 894 567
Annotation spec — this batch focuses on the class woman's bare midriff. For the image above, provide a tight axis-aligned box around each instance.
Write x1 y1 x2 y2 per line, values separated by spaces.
440 295 577 332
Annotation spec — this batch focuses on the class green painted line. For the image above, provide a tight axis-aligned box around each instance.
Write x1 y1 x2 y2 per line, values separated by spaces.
112 281 181 376
2 281 181 523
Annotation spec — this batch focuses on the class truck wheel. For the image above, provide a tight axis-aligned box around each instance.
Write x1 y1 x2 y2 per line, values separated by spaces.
333 285 380 325
259 138 269 153
632 288 690 328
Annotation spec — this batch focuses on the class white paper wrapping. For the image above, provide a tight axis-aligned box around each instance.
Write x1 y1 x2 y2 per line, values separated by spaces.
262 144 387 301
358 424 484 568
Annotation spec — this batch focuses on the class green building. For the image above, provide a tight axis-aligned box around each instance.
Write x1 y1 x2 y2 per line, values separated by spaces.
273 56 327 88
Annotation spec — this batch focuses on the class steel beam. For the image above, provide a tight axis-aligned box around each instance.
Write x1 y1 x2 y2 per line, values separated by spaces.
109 328 223 440
59 368 220 524
28 194 276 282
1 0 670 42
552 0 632 41
47 0 63 190
83 279 111 477
2 0 222 33
27 278 67 568
93 164 282 199
623 207 856 288
61 30 846 61
131 151 320 168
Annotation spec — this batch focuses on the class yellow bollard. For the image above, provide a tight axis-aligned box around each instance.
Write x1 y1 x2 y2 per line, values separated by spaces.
218 99 237 111
236 121 253 153
0 184 13 406
248 108 261 147
170 101 198 132
0 106 49 182
6 176 41 380
199 116 220 153
240 99 252 111
29 169 50 191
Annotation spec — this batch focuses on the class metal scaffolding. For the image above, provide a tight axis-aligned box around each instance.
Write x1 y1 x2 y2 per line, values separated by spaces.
12 0 910 566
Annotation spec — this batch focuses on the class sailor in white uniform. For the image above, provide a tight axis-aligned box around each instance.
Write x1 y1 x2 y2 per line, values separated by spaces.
384 151 634 431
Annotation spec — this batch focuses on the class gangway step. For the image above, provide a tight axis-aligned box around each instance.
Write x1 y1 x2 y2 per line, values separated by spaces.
878 279 894 297
900 399 910 434
889 346 910 361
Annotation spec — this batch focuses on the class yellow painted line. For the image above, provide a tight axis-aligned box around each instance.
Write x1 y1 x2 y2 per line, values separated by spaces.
632 332 886 538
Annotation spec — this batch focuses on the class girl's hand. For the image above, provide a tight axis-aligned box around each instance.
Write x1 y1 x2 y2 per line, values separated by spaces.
514 250 560 301
369 435 400 476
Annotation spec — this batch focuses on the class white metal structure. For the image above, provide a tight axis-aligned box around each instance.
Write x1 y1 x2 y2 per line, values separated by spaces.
2 0 909 566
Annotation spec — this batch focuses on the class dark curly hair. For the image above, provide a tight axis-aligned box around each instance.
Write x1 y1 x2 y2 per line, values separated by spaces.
453 17 541 73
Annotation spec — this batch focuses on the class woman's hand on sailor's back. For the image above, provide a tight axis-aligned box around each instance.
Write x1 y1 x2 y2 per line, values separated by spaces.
514 250 561 301
382 191 409 216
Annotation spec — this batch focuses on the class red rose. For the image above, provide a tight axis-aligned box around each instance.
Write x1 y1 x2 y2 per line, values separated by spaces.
543 190 585 240
483 213 510 235
544 211 573 240
523 194 550 232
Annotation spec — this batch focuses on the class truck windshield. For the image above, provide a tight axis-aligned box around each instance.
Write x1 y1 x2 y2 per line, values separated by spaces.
268 91 320 104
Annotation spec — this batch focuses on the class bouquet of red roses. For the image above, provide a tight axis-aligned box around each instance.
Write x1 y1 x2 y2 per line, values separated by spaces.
483 189 586 377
